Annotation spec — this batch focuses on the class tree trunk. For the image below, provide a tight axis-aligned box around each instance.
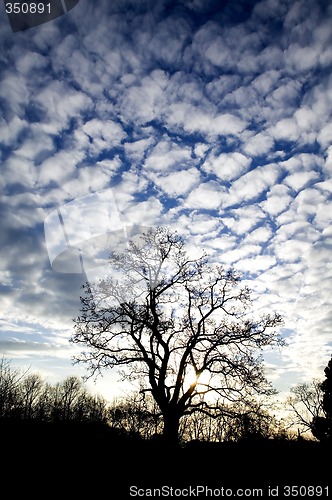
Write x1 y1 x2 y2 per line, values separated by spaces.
163 411 180 446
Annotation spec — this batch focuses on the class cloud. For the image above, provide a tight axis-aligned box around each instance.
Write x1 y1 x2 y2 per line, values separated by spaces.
202 152 251 182
0 71 29 118
318 122 332 149
148 167 201 198
242 132 274 157
165 101 247 138
251 70 281 96
271 118 301 143
38 150 84 187
145 15 191 68
118 70 169 125
124 137 154 163
82 119 126 155
144 137 192 172
221 205 266 236
222 163 281 208
185 181 225 210
284 170 320 192
0 116 28 148
243 225 273 244
34 81 93 134
260 184 293 217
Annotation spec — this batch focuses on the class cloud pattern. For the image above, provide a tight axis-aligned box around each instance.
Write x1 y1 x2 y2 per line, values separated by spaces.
0 0 332 398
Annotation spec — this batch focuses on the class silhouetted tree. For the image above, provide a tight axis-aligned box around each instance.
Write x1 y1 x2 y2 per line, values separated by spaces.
223 402 278 441
286 380 324 436
72 227 283 445
0 360 108 425
0 358 25 420
311 356 332 442
50 376 108 423
19 373 44 420
109 391 162 439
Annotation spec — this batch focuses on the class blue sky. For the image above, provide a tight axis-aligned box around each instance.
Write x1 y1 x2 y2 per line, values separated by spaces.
0 0 332 403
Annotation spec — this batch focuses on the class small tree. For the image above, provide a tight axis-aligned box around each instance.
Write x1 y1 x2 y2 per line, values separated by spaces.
0 358 26 420
286 380 324 436
72 227 283 445
311 356 332 442
19 373 44 420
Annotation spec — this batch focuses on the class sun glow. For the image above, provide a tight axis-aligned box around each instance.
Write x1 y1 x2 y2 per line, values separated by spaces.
184 367 211 393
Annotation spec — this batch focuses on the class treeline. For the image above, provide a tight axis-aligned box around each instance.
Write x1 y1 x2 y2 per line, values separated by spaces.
108 391 288 442
1 356 331 444
0 358 285 441
0 358 108 424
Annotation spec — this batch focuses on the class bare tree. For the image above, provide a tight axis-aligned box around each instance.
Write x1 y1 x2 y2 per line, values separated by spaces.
72 227 283 444
286 380 324 437
0 358 26 419
19 373 44 420
50 376 106 422
108 391 162 439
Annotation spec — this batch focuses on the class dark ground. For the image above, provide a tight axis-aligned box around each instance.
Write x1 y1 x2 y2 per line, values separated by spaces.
1 421 330 498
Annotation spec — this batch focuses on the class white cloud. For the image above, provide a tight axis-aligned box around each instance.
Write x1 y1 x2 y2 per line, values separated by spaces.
266 79 302 110
2 154 38 190
147 16 191 67
242 132 274 157
120 197 164 227
149 167 201 197
120 70 168 125
271 118 300 142
243 225 273 244
218 244 262 266
251 70 281 96
222 163 280 208
291 188 327 221
284 170 319 192
35 81 93 134
14 126 55 162
294 105 320 136
313 201 332 230
202 152 251 182
0 72 29 117
16 51 48 75
260 184 292 216
322 146 332 176
203 234 237 253
274 220 318 245
318 122 332 149
234 254 277 274
124 138 154 163
38 149 84 186
0 116 28 147
35 81 92 134
221 205 266 237
285 43 320 73
144 139 192 172
82 118 126 155
185 181 225 210
165 102 247 137
187 215 219 235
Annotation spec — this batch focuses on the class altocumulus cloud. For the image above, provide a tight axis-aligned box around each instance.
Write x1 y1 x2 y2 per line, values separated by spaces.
0 0 331 400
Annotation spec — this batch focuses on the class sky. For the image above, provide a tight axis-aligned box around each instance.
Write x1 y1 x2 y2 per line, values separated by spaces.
0 0 332 405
